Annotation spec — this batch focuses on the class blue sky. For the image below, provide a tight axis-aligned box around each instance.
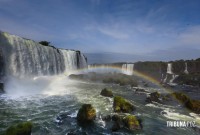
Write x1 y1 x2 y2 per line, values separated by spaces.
0 0 200 62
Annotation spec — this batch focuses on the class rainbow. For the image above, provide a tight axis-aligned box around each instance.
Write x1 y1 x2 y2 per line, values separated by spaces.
74 65 173 93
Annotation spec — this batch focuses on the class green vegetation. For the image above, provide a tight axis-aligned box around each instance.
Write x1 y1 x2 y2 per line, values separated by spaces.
5 121 32 135
123 115 141 130
172 92 200 114
77 104 96 123
100 88 113 97
113 96 135 113
39 41 56 49
39 41 51 46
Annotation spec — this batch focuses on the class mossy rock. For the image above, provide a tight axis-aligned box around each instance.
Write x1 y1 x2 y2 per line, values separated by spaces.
113 96 135 113
123 115 141 130
77 104 96 123
171 92 200 114
186 100 200 114
171 92 190 104
100 88 113 97
111 114 142 132
5 121 32 135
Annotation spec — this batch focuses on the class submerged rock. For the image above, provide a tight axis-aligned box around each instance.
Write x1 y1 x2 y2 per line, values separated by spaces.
145 92 161 103
102 115 112 121
146 91 173 104
0 83 4 93
77 104 96 123
5 121 32 135
100 88 113 97
123 115 141 130
113 96 135 113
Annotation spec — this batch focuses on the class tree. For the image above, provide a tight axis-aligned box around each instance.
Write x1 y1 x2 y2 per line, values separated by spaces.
39 41 50 46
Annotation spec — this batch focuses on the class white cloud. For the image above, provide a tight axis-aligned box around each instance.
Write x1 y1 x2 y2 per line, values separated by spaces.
179 25 200 46
97 27 130 39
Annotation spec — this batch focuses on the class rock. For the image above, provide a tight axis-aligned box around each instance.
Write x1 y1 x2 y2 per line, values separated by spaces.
112 114 121 122
100 88 113 97
172 92 200 114
113 96 135 113
0 83 4 93
111 122 120 132
144 83 149 87
111 114 142 132
145 92 161 103
123 115 141 130
111 114 125 131
5 121 32 135
102 115 111 121
67 131 87 135
77 104 96 123
186 100 200 114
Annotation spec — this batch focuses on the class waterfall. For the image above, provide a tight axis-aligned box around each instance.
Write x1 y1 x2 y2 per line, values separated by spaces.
0 31 87 78
61 50 78 71
163 63 179 84
169 74 179 83
122 63 134 75
167 63 173 74
184 62 189 74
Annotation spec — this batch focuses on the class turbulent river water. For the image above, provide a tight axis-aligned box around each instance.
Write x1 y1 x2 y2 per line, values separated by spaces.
0 75 200 135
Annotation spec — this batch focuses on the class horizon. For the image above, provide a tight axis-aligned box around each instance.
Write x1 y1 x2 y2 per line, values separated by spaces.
0 0 200 63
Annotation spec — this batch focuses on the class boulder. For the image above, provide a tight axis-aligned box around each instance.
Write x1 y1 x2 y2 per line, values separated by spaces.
111 114 142 132
123 115 141 130
172 92 200 114
113 96 135 113
5 121 32 135
145 92 161 103
77 104 96 123
100 88 113 97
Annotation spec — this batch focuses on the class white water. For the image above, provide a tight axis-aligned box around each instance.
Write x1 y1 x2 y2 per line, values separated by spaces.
0 31 87 78
184 62 189 74
122 63 134 75
169 74 179 83
4 75 80 98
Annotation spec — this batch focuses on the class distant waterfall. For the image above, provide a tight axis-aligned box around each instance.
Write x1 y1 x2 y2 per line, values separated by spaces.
0 31 87 78
163 63 179 84
122 63 134 75
184 62 189 74
167 63 173 74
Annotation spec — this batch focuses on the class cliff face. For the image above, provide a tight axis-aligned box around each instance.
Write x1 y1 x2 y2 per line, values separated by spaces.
0 31 87 78
89 59 200 87
133 60 200 86
134 62 167 80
